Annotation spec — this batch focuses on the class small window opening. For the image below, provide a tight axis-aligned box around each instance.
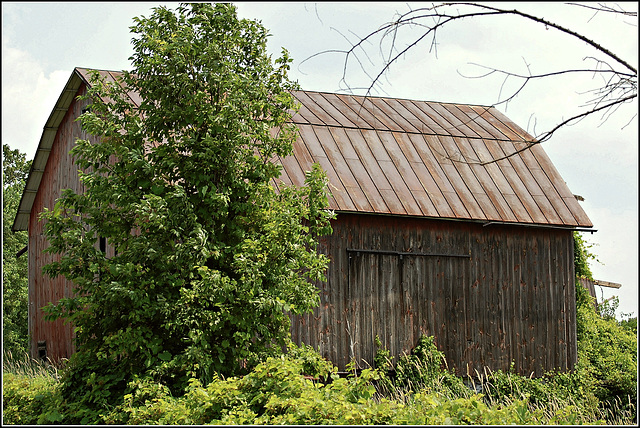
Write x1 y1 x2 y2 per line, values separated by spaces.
99 237 106 253
37 340 47 360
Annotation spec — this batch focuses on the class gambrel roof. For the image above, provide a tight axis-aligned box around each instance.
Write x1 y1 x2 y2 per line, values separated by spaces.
13 67 592 231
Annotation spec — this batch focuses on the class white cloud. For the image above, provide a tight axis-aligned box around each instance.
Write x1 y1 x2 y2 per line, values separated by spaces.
2 37 69 159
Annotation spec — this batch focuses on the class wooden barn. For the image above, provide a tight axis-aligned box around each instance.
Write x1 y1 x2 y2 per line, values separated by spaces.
13 67 594 376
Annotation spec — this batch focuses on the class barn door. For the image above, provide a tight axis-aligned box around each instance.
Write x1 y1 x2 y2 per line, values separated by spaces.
347 249 470 371
347 250 402 369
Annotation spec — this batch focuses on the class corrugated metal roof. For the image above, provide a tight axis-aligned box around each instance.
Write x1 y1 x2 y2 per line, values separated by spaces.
274 90 592 227
13 67 592 231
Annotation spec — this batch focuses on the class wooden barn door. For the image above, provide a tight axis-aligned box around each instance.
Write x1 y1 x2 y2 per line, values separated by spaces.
347 250 405 369
348 249 470 372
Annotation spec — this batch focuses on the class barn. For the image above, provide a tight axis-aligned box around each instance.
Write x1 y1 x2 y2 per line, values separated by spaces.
13 67 594 376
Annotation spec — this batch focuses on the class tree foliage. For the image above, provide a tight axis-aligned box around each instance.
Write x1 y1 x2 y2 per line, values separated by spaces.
573 231 598 280
575 283 637 415
574 232 637 418
39 2 333 418
2 144 31 357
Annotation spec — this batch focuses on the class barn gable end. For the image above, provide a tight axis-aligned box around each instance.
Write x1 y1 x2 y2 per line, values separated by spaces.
14 67 592 375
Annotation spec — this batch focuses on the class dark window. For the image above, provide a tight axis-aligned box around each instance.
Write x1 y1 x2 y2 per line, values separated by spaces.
37 340 47 360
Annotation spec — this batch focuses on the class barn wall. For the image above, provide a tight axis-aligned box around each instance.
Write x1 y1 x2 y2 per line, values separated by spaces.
28 84 94 361
291 212 577 376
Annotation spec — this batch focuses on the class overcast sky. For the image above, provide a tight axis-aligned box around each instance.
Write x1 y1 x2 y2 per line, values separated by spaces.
2 2 638 318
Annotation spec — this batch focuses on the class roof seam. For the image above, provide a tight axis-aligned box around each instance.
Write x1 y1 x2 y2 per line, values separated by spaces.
325 126 376 212
287 121 527 142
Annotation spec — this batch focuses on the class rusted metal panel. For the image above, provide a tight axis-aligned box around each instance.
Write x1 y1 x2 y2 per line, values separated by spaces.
471 106 525 142
404 134 456 218
357 97 403 133
392 132 446 217
293 90 341 127
485 107 534 142
444 104 495 140
336 131 387 213
384 97 434 134
291 101 323 126
308 92 358 129
357 129 407 214
428 102 481 138
334 93 387 130
456 104 510 141
19 71 592 230
372 132 424 216
457 138 518 222
321 93 374 130
397 98 447 135
370 97 421 134
416 135 471 217
326 127 374 212
432 136 487 220
416 101 468 137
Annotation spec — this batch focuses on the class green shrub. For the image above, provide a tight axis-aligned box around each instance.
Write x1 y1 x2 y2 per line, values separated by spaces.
3 334 635 425
285 341 337 380
575 280 637 417
2 373 65 424
481 363 550 404
6 344 633 425
385 335 469 398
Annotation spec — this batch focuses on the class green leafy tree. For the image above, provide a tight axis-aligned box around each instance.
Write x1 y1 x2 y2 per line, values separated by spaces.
40 3 333 419
2 144 31 357
575 284 637 415
618 316 637 335
574 234 637 418
573 231 598 280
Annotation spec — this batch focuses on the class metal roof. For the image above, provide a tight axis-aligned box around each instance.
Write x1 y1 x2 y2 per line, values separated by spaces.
278 90 592 227
13 67 592 231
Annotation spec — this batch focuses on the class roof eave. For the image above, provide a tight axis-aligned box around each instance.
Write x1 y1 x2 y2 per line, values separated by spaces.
331 209 595 230
11 68 90 232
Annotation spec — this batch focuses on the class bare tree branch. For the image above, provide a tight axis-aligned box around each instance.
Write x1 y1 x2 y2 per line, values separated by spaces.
483 94 637 165
305 2 637 163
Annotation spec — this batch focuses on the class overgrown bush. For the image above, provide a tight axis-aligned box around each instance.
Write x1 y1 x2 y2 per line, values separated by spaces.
575 283 637 418
392 335 469 399
96 349 595 425
2 352 65 425
8 342 627 425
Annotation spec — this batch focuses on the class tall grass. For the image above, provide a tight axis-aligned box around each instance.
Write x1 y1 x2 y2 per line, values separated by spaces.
3 344 636 425
369 344 637 426
2 349 64 380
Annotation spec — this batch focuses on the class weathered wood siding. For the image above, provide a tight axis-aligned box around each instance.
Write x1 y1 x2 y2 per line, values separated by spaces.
27 84 95 361
577 277 599 310
291 213 577 376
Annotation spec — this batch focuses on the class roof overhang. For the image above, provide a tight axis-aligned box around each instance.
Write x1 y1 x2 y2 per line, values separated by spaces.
12 69 89 232
332 209 596 232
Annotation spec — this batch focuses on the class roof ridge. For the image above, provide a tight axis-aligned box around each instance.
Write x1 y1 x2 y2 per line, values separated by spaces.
292 88 496 109
74 67 496 109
